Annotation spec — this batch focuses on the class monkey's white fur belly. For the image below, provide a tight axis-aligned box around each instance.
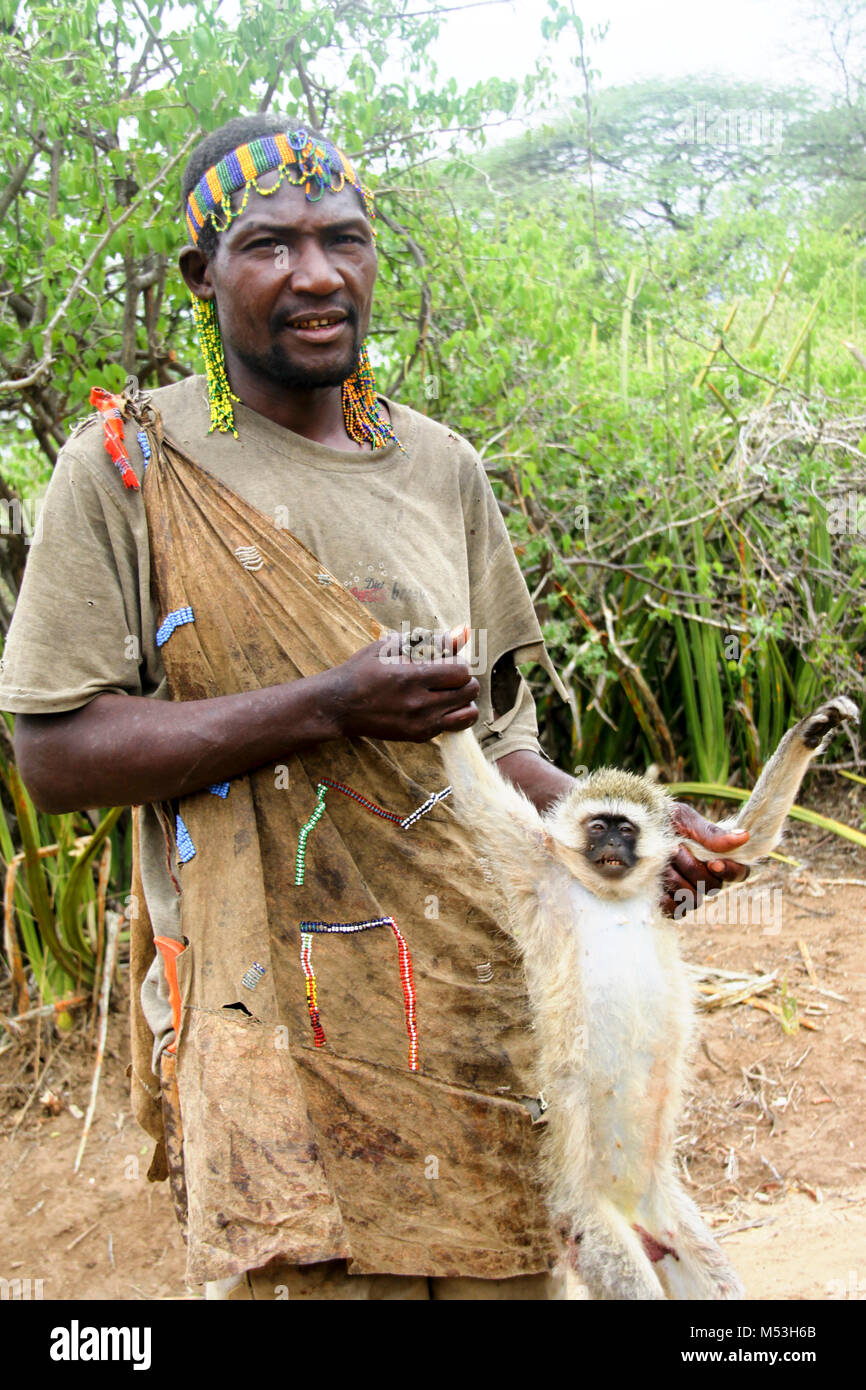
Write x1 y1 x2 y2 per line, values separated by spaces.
575 888 677 1192
523 877 688 1219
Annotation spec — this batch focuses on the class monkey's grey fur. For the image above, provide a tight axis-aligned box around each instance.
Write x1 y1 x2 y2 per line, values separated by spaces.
434 696 858 1299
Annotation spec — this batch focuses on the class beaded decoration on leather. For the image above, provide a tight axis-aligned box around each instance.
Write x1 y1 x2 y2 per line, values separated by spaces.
291 776 452 1071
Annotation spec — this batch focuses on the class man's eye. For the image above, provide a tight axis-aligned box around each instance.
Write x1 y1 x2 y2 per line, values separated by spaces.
334 234 363 244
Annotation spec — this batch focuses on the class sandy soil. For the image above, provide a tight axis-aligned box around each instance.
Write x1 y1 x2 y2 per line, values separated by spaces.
1 811 864 1302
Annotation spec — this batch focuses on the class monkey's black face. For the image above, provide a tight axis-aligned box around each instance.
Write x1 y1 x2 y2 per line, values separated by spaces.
584 815 639 878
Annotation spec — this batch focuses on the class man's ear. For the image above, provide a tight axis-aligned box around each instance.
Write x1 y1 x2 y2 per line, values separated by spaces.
178 244 214 300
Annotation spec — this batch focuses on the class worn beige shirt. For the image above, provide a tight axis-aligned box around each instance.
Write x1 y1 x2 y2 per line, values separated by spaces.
0 374 563 1062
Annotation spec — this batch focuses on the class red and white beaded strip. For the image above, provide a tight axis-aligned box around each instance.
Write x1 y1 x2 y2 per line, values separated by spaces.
298 916 419 1071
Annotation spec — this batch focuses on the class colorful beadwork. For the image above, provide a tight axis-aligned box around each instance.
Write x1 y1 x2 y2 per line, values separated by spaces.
175 813 195 864
241 961 267 990
155 606 195 648
318 777 404 824
400 786 453 829
342 342 397 451
299 933 326 1047
317 776 451 829
390 917 419 1071
184 129 374 248
193 295 399 451
89 387 141 490
208 781 230 798
295 783 328 885
136 429 151 472
192 293 240 437
290 777 449 1070
298 916 418 1070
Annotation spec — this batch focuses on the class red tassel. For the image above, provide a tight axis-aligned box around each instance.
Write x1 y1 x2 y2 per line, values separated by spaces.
89 386 141 490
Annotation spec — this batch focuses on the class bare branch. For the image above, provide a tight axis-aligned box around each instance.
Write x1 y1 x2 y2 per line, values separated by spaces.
0 145 38 225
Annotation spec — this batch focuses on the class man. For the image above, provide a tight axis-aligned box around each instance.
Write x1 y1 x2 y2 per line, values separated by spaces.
0 115 748 1300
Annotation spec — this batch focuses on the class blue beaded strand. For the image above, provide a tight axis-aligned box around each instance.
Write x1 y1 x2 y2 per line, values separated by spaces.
155 606 195 648
175 813 195 863
136 430 151 472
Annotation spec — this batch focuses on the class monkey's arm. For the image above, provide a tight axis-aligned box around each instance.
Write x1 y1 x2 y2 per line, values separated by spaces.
434 727 548 880
679 697 858 864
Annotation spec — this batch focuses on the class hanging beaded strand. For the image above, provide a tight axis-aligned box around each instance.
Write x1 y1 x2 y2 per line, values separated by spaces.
298 917 419 1071
342 342 396 451
192 294 240 439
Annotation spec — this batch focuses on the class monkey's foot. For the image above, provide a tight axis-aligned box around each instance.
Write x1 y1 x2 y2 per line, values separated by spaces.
564 1227 666 1301
796 697 859 752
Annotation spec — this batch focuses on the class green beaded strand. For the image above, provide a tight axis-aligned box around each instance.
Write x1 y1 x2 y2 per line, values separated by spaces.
295 783 328 885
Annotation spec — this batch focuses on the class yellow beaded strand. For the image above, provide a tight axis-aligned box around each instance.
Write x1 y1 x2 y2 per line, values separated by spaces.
191 294 240 438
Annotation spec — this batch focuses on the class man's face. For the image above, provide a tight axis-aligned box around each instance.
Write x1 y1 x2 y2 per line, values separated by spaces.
206 174 377 391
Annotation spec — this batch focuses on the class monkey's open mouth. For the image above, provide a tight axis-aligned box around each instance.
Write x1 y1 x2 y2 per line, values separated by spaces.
594 854 631 875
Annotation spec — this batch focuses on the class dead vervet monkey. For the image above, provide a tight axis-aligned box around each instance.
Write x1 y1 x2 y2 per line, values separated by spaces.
433 674 858 1301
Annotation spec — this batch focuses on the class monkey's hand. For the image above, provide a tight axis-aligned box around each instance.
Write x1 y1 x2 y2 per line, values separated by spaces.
660 804 750 919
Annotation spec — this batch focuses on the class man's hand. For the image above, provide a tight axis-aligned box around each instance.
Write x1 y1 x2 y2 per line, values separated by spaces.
661 801 750 919
327 630 480 743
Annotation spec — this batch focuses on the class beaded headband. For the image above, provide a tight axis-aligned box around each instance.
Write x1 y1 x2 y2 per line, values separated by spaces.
184 129 375 246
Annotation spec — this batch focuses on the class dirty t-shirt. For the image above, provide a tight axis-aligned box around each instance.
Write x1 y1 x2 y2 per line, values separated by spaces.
0 374 560 1064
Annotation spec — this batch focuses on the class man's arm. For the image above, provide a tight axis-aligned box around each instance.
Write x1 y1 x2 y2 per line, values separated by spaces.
495 748 750 917
14 636 482 813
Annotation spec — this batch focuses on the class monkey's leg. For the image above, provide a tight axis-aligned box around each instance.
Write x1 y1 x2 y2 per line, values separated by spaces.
646 1176 743 1301
544 1085 668 1301
680 696 859 864
560 1199 667 1301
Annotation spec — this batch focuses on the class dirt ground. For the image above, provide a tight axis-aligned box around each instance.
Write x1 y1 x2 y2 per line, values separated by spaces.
1 807 865 1302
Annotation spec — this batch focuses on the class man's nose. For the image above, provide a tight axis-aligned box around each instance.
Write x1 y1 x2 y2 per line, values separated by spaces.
289 240 343 295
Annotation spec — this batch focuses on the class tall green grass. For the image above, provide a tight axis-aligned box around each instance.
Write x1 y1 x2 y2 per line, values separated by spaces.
0 711 129 1017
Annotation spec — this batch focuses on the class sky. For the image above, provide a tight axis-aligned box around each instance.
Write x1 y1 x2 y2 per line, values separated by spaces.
427 0 844 101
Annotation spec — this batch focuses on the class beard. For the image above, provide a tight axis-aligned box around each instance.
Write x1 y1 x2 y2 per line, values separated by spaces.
231 310 363 391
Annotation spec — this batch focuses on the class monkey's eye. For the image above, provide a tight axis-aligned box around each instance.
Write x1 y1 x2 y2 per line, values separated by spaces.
618 822 636 838
587 820 607 836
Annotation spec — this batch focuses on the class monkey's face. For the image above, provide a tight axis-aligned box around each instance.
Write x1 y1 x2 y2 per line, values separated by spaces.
544 769 676 902
583 814 639 879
